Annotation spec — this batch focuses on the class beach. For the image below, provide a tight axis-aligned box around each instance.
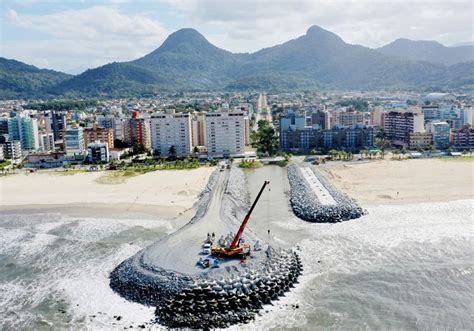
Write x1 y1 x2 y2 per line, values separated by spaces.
0 167 214 219
322 158 474 205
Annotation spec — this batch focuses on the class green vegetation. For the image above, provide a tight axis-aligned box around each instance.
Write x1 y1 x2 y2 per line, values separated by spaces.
251 120 279 156
0 160 11 169
239 159 263 168
0 57 71 99
25 99 98 111
335 98 369 111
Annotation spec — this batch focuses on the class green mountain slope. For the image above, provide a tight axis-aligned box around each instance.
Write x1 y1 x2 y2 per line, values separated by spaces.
0 57 71 99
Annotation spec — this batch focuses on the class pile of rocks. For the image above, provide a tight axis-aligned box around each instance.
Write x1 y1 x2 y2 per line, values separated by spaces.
288 164 364 223
157 249 302 329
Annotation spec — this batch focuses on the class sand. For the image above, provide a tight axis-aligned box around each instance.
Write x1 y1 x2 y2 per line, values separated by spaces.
322 158 474 206
0 168 214 218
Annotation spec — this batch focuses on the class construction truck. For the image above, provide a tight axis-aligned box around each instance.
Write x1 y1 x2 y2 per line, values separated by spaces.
211 181 270 258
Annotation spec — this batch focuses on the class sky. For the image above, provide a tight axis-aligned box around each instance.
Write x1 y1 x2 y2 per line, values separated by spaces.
1 0 473 74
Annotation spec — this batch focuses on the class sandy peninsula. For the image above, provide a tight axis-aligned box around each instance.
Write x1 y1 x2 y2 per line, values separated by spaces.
322 158 474 205
0 167 214 219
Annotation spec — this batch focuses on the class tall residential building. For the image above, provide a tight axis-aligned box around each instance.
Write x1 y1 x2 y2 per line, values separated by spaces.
0 118 8 135
83 123 114 148
205 111 245 157
44 111 67 141
150 112 192 157
310 110 330 129
422 104 439 121
452 126 474 150
64 127 86 159
384 111 424 148
7 116 40 151
97 115 125 141
191 112 207 147
40 132 55 151
123 112 151 149
244 116 251 145
430 121 451 149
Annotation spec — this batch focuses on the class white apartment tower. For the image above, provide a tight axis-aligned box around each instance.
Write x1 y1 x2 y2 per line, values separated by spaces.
150 112 192 157
205 111 245 157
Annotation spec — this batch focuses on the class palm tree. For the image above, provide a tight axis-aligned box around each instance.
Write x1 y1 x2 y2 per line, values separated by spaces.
168 145 177 160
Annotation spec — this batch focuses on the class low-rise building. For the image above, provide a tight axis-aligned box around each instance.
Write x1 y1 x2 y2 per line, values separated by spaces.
26 152 65 168
2 140 23 162
409 132 432 150
87 141 110 163
280 126 374 151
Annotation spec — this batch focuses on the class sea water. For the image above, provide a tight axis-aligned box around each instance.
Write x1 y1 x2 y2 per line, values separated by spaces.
1 200 473 330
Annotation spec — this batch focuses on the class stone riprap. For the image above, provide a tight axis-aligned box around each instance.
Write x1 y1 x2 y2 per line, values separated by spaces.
288 164 365 223
110 166 301 329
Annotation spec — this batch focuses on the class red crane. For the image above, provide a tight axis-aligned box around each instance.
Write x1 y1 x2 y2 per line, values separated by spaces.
211 180 270 258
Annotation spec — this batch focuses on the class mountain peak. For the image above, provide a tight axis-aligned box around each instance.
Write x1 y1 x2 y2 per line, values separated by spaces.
160 28 208 49
305 25 344 44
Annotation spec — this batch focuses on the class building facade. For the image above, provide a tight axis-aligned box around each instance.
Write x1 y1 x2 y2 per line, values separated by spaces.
7 116 40 151
26 152 65 168
40 132 55 151
123 112 151 149
430 121 451 149
205 111 245 157
409 132 433 149
64 127 86 160
310 110 330 129
83 123 114 148
384 111 424 148
1 140 22 161
87 141 110 163
452 126 474 150
280 126 374 151
190 112 207 148
150 112 192 157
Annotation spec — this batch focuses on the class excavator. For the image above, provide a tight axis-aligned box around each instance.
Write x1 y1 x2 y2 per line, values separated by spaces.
211 180 270 258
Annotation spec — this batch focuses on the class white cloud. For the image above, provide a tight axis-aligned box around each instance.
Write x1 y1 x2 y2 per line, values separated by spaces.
168 0 474 52
3 6 169 73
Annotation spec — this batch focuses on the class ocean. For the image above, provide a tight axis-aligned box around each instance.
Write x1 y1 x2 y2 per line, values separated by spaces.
1 199 473 330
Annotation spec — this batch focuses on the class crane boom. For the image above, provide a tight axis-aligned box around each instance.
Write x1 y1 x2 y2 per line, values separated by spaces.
229 180 270 249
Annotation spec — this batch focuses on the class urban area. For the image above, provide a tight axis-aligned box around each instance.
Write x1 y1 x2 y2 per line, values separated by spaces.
0 91 473 171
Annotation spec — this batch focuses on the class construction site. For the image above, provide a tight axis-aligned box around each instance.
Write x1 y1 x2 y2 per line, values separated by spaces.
109 162 361 328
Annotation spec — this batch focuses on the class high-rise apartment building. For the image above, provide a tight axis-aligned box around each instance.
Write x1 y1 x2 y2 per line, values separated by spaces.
205 111 245 157
123 112 151 149
384 111 424 148
7 116 40 151
150 112 192 157
64 127 86 159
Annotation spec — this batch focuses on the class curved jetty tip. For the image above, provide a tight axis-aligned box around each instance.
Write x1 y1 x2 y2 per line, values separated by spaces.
109 166 302 329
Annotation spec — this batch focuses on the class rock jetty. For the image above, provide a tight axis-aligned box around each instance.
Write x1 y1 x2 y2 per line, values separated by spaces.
288 164 364 222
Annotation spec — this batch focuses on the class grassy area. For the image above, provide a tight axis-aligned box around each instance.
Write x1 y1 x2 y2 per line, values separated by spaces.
435 155 474 161
239 159 263 168
0 160 11 169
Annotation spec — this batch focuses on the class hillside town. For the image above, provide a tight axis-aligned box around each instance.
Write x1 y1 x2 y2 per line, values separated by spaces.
0 91 473 170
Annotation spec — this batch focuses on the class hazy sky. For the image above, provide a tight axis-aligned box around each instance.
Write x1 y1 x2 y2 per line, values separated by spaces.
1 0 472 74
